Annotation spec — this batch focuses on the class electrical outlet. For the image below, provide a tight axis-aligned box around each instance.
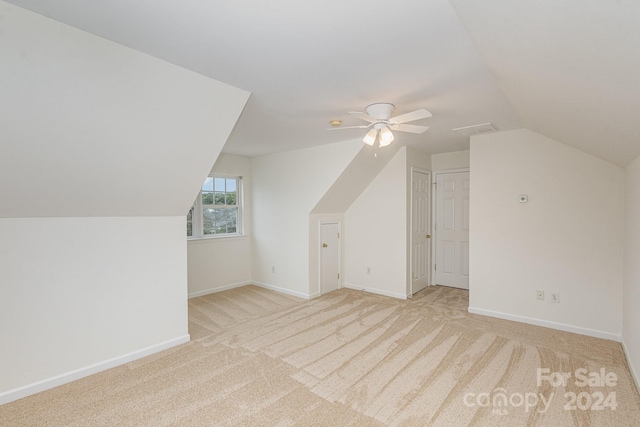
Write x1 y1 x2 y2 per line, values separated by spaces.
551 292 560 303
536 290 544 301
367 267 371 275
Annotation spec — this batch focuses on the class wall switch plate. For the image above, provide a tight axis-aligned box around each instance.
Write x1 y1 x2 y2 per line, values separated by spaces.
367 267 371 275
536 290 544 301
550 292 560 303
272 266 275 273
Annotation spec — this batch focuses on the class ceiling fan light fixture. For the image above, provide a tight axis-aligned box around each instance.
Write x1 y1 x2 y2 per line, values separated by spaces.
338 103 432 148
363 128 377 146
378 127 394 147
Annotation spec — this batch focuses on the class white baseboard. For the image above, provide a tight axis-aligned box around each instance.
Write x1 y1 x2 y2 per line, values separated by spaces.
621 337 640 393
468 306 621 342
190 281 318 300
252 281 312 299
0 334 190 406
188 281 251 298
342 283 408 300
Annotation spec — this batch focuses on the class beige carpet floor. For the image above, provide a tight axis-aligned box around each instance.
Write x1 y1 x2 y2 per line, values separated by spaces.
1 285 639 426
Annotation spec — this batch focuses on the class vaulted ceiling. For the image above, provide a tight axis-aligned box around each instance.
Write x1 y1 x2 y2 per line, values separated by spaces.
6 0 640 166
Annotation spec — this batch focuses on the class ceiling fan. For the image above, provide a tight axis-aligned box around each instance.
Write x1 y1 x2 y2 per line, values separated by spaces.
329 103 432 147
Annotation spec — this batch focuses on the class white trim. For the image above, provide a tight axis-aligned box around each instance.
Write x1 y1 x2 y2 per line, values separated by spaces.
412 167 432 174
343 283 409 300
0 335 190 406
468 306 621 342
252 281 313 299
433 167 471 174
409 167 432 296
188 281 252 298
621 337 640 393
187 234 247 243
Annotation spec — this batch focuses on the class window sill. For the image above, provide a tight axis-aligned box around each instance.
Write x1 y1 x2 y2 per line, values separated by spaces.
187 234 247 244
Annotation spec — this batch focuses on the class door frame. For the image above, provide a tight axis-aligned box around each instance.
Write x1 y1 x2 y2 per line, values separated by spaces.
318 220 342 296
432 168 470 287
409 167 432 296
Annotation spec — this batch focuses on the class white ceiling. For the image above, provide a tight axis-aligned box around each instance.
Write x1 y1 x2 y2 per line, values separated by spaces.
6 0 640 166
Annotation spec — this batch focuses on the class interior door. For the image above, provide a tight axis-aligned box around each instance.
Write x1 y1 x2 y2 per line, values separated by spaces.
435 171 470 289
411 170 431 294
320 223 340 295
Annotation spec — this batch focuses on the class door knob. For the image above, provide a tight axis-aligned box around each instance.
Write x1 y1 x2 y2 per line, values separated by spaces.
426 234 431 239
322 243 328 248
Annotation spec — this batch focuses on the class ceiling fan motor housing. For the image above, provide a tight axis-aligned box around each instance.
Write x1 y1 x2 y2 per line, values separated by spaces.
365 103 395 121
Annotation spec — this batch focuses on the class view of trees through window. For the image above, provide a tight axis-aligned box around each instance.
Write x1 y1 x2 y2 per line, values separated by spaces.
187 176 240 237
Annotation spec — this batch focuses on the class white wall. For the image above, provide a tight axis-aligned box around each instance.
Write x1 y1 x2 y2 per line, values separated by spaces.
187 154 253 297
431 150 470 171
251 140 362 297
0 4 248 403
344 147 409 299
623 154 640 387
0 2 249 218
0 217 188 403
469 129 624 340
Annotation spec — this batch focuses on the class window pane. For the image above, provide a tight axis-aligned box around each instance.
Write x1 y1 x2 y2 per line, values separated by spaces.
226 179 236 192
203 207 237 235
214 178 226 192
226 191 236 205
202 177 214 192
214 192 225 205
202 192 214 204
203 208 214 234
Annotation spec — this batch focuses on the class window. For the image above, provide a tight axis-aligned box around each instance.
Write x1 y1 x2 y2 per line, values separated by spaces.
188 176 242 238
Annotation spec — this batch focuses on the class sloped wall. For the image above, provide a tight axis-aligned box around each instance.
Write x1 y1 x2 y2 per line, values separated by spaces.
309 143 403 296
312 144 402 214
0 3 248 403
251 140 362 297
0 1 249 218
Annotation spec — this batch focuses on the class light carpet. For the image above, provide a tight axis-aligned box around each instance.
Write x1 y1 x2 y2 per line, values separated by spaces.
1 285 639 426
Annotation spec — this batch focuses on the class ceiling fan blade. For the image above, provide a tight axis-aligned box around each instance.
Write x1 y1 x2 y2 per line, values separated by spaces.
326 124 371 131
389 124 429 134
389 109 432 124
348 111 377 123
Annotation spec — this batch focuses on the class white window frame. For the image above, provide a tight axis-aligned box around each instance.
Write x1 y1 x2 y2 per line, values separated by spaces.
188 175 243 239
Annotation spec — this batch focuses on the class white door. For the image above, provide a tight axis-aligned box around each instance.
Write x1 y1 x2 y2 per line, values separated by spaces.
320 223 340 295
411 170 431 294
435 171 470 289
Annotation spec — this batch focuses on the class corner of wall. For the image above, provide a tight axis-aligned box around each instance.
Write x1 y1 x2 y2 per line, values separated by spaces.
622 154 640 393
